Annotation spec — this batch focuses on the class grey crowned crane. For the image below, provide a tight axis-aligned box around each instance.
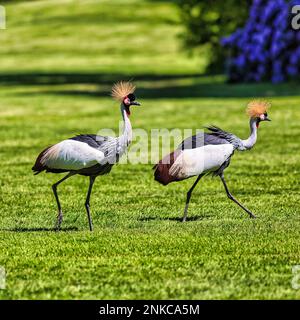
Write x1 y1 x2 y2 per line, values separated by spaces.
32 81 140 231
153 100 271 221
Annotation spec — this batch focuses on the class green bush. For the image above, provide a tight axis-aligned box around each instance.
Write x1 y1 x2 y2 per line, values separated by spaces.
178 0 251 72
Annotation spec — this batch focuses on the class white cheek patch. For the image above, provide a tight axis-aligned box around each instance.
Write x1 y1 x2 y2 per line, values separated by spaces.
124 98 130 105
260 114 265 120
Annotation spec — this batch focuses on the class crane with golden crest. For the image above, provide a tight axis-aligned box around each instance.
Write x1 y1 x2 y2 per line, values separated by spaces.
32 81 141 231
154 100 271 221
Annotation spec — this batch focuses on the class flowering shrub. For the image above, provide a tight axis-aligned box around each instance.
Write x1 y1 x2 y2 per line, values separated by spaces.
221 0 300 83
178 0 250 72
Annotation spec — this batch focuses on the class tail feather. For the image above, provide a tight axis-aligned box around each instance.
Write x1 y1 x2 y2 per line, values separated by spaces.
32 145 52 174
153 150 182 185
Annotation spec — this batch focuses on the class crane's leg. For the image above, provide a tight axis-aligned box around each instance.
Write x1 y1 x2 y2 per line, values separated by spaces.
85 176 96 231
52 172 75 230
182 174 204 222
220 174 256 219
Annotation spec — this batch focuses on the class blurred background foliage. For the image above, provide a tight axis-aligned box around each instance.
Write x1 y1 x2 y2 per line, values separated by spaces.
178 0 300 82
178 0 251 73
222 0 300 83
2 0 300 82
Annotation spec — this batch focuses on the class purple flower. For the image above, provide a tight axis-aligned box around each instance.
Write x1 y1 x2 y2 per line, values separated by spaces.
235 55 246 68
286 65 298 76
221 0 300 83
272 74 285 83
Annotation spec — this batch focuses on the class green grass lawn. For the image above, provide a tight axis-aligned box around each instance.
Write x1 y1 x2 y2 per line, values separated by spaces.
0 0 300 299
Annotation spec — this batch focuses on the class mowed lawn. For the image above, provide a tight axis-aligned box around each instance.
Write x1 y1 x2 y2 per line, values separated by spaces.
0 0 300 299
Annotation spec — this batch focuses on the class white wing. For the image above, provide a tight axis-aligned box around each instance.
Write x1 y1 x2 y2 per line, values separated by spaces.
41 140 106 170
170 144 234 178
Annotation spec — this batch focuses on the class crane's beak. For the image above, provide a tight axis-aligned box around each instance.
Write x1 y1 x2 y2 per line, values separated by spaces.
265 116 271 121
131 101 141 106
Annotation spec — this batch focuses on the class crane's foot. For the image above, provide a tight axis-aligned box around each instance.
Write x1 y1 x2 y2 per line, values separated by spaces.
182 206 189 222
55 211 63 231
246 209 256 219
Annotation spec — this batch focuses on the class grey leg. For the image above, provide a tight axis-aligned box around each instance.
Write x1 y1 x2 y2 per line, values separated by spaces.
52 172 74 230
220 174 256 219
182 174 204 222
85 176 96 231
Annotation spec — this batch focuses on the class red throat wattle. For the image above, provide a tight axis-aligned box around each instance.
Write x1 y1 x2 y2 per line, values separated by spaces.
256 122 260 128
124 96 131 116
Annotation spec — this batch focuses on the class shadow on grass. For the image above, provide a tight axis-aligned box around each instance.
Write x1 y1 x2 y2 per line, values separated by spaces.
139 215 209 222
1 226 79 232
1 72 300 98
0 72 198 86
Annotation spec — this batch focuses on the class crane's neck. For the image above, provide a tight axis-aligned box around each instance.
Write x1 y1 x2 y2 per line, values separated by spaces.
118 103 132 148
241 118 258 150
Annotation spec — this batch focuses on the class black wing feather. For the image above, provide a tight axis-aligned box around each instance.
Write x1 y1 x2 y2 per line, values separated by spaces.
179 126 242 150
70 134 108 149
178 131 229 150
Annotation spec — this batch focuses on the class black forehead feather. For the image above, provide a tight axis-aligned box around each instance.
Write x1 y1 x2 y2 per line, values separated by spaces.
127 93 135 101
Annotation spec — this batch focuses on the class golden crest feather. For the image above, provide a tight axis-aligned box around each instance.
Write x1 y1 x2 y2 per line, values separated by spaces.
246 99 271 118
111 81 136 101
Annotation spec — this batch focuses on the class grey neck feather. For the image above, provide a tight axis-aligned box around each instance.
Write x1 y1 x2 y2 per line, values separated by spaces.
117 104 132 150
241 118 258 150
